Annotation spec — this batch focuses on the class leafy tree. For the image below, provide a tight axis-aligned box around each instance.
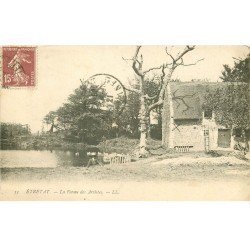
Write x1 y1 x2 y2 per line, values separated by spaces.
204 51 250 150
1 123 31 138
0 122 31 149
43 111 57 132
203 83 249 149
44 82 114 144
203 83 249 129
115 89 140 138
113 79 163 139
220 53 250 83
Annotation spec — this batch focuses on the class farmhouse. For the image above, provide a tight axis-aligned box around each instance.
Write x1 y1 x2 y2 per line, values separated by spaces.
162 82 250 152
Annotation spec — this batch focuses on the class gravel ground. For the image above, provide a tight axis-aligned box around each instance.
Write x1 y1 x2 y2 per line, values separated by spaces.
1 153 249 183
1 153 250 200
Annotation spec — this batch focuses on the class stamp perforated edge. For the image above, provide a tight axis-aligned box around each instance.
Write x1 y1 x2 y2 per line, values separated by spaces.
0 47 2 87
0 46 38 90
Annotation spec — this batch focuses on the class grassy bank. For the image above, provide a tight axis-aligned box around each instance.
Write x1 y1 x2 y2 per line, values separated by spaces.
1 132 87 151
2 133 163 155
98 137 163 155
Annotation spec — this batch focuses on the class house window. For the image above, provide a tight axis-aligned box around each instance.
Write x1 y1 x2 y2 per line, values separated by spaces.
204 129 209 136
204 109 212 119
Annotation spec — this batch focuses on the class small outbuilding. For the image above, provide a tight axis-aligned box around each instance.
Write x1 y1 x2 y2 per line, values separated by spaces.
162 82 250 152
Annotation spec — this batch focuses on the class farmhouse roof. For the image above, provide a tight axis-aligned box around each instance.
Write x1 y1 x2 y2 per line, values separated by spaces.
169 81 247 120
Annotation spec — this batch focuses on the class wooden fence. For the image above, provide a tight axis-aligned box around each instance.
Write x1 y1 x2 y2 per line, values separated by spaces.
104 154 131 165
174 146 193 153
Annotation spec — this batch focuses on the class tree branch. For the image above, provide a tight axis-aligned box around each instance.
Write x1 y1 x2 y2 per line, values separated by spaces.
148 99 164 113
86 73 140 94
147 64 167 112
122 57 134 62
165 47 175 62
143 65 164 75
132 46 144 77
147 46 198 113
143 94 158 100
179 58 204 66
165 45 196 66
172 89 196 113
175 46 196 62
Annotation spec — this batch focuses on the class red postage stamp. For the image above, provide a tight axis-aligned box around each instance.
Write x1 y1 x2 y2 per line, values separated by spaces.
2 47 36 87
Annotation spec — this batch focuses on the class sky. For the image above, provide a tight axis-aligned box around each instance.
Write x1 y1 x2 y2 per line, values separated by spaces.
0 45 249 132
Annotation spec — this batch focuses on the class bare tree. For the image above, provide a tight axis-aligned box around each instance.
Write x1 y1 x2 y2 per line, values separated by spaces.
88 46 203 156
128 46 203 154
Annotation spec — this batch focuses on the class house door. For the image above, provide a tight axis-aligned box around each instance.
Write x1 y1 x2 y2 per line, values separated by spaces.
217 129 231 148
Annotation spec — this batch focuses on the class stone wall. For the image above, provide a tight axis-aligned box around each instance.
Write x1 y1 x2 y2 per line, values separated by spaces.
171 116 235 151
173 120 204 151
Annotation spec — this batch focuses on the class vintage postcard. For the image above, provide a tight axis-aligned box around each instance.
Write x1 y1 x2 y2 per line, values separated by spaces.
0 45 249 200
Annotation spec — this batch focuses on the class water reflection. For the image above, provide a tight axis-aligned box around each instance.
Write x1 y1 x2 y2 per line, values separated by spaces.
53 150 88 167
0 150 89 168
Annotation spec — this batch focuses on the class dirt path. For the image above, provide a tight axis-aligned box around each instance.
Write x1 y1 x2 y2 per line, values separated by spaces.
1 153 250 182
1 153 250 200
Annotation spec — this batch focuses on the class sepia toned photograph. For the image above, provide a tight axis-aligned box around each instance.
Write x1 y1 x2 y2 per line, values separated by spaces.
0 45 249 200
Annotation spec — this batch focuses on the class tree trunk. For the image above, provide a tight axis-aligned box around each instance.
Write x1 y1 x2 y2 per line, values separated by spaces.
162 93 168 148
242 129 249 154
162 82 174 149
49 124 54 133
147 111 152 140
139 89 148 156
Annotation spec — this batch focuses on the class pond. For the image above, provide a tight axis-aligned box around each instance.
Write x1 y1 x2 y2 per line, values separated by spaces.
0 150 89 168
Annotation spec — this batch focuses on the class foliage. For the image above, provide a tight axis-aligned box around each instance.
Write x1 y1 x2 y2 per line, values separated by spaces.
98 137 140 154
43 111 57 132
220 53 250 83
204 52 250 137
113 79 162 139
145 79 163 140
98 136 162 154
0 122 31 149
44 82 114 144
1 122 31 138
115 90 141 138
203 83 249 129
191 78 210 82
